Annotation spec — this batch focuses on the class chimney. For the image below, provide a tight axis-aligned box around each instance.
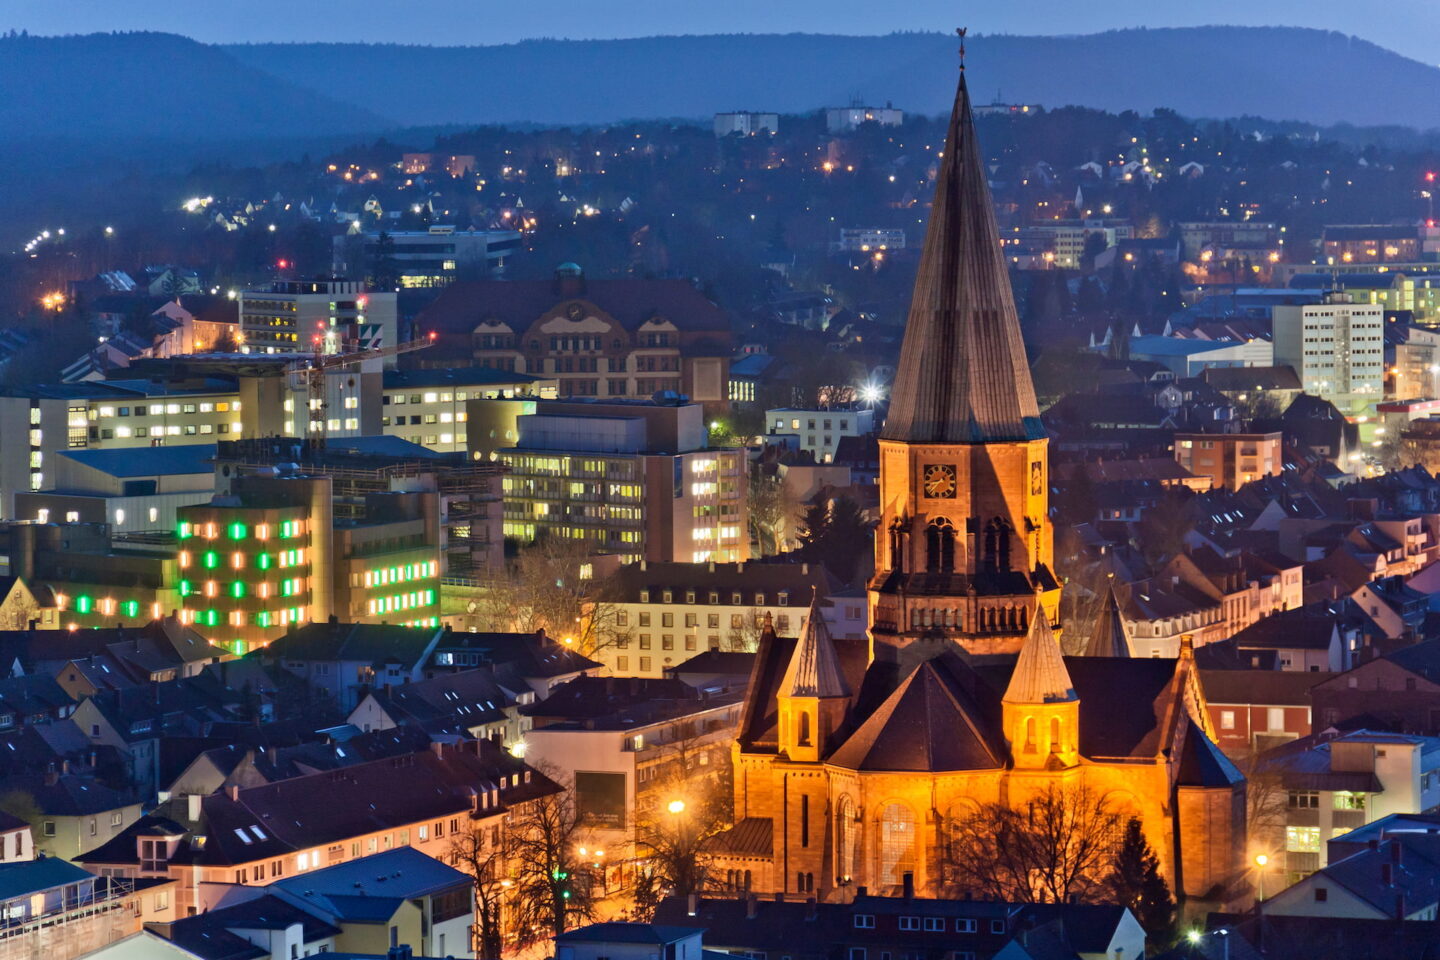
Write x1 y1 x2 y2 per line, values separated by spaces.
855 886 867 898
225 785 239 802
1396 893 1407 921
1382 862 1393 885
43 763 58 787
805 897 818 921
1392 840 1403 866
902 872 914 901
187 793 202 822
745 893 757 920
773 892 783 902
801 562 809 575
687 893 698 916
430 741 444 757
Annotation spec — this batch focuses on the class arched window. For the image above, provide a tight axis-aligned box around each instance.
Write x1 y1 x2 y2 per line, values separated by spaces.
983 518 1012 572
838 796 859 882
797 711 812 747
1024 716 1038 753
878 803 916 888
889 520 906 574
1049 716 1062 753
926 518 956 573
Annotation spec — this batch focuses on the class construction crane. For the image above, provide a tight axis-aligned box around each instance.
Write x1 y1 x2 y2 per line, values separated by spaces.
290 332 436 448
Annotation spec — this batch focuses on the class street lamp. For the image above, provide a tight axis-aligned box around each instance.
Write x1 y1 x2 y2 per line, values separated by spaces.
1187 928 1230 960
668 799 686 815
1254 853 1269 902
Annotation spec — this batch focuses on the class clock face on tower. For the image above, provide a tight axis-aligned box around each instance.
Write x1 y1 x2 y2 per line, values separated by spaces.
923 463 957 498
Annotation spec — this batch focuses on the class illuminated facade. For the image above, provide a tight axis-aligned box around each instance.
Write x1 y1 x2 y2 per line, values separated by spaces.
176 473 443 652
239 279 397 357
1273 292 1385 421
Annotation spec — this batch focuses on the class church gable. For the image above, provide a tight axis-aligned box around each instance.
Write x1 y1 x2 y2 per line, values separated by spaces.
828 655 1005 773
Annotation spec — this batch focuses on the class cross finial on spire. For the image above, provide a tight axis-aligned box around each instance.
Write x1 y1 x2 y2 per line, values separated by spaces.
957 27 968 71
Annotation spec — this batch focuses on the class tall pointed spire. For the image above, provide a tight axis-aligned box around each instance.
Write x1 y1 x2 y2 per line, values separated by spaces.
882 62 1042 444
779 595 850 699
1083 583 1132 658
1004 613 1076 704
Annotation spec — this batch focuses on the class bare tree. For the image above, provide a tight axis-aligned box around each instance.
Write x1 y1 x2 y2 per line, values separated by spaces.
943 782 1123 903
748 473 791 557
447 821 514 960
508 780 594 940
479 536 623 658
1241 751 1288 863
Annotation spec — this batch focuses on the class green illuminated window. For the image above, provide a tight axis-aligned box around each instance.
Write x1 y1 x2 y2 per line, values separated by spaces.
178 580 193 597
257 553 272 571
177 522 193 540
228 522 248 540
203 551 219 569
229 581 246 599
75 595 93 615
121 600 139 618
257 611 271 628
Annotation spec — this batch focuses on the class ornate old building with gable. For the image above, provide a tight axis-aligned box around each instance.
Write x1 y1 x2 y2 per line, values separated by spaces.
708 65 1247 906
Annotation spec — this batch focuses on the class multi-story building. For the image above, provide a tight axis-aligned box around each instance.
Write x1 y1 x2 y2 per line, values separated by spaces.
0 858 163 960
1257 729 1440 881
238 278 397 358
713 112 778 137
835 228 906 253
470 399 747 563
175 467 442 652
1386 325 1440 401
764 406 875 464
1321 225 1421 264
1174 431 1284 490
15 444 216 534
1178 221 1280 262
1125 334 1275 378
379 367 553 453
520 676 744 893
1009 218 1134 269
334 226 523 288
593 560 865 677
1273 292 1386 422
825 103 903 132
418 264 732 412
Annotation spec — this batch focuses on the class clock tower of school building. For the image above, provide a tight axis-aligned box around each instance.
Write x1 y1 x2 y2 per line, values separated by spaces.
867 61 1057 663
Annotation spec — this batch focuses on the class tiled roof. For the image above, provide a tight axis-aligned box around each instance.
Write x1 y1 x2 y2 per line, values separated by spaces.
1004 616 1076 704
778 597 849 699
881 71 1042 444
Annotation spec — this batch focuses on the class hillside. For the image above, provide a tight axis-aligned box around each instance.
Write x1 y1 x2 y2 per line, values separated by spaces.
0 32 393 141
222 26 1440 129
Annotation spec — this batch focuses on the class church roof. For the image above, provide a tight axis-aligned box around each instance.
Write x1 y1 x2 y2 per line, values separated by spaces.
880 68 1042 444
827 653 1004 773
1082 585 1132 658
1004 615 1076 703
778 597 849 699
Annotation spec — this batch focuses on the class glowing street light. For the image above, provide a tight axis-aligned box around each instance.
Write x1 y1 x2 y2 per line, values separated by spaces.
667 800 686 815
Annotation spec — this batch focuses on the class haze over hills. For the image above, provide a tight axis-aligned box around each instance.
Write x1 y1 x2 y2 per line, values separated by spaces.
0 31 392 141
224 26 1440 129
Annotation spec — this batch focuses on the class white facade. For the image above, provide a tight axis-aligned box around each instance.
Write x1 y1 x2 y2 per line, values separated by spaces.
765 407 875 463
1273 293 1385 420
826 105 903 132
239 279 398 359
714 112 779 137
837 228 907 252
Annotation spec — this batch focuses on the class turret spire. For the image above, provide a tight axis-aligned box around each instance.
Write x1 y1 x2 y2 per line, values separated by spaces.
881 61 1042 444
1004 612 1076 704
779 594 850 699
1082 582 1132 658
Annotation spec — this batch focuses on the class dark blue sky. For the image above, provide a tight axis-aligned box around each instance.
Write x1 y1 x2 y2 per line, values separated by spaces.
8 0 1437 65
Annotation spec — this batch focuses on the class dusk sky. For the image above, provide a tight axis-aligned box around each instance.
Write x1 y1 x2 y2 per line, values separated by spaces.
7 0 1439 65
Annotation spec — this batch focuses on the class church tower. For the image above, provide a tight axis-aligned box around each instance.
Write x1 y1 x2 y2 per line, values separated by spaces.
869 64 1058 664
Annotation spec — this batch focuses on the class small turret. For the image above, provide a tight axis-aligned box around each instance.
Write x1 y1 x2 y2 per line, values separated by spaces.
1082 581 1132 658
1002 614 1080 769
777 593 850 762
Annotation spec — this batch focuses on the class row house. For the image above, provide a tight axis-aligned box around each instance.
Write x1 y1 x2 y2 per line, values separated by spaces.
78 740 558 918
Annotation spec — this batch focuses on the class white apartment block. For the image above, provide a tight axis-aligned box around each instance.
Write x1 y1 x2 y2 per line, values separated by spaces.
765 407 875 463
1273 292 1385 421
714 112 779 137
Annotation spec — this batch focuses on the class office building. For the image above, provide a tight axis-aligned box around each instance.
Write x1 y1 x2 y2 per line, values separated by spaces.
239 279 397 358
469 399 747 564
1321 225 1421 264
380 367 554 454
1273 292 1385 420
334 226 523 288
836 228 906 253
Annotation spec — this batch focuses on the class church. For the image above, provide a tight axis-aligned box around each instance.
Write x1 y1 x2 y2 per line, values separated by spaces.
707 65 1247 904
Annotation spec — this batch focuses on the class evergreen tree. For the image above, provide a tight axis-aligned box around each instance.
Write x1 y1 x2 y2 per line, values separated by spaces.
1105 817 1175 943
796 494 872 584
